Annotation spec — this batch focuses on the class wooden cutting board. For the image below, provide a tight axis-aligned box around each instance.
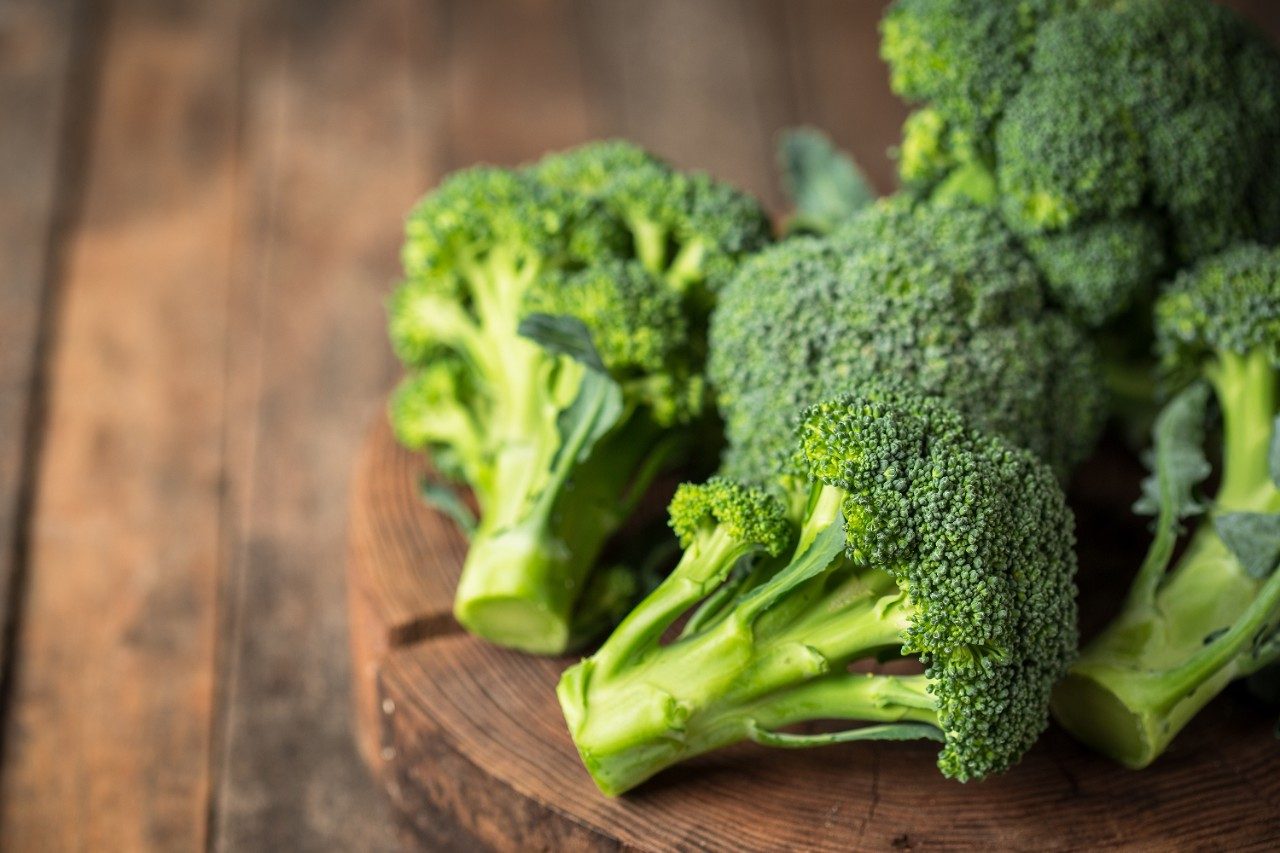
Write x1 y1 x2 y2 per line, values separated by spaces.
347 415 1280 851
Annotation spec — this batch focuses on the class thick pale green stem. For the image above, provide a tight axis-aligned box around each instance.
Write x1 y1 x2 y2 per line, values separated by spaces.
559 532 926 796
1209 347 1278 508
590 526 754 679
1056 526 1280 767
630 219 669 275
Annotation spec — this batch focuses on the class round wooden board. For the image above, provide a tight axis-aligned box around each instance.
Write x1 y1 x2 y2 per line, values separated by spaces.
347 415 1280 851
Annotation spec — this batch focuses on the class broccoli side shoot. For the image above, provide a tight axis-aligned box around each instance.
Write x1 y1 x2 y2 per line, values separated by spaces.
1052 244 1280 767
388 144 770 654
881 0 1280 327
557 384 1079 795
708 196 1105 485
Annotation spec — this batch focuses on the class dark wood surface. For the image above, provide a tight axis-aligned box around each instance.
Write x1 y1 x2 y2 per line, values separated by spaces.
3 1 1279 850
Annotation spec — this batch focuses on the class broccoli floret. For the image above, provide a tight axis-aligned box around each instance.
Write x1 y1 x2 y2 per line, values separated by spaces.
1052 244 1280 767
882 0 1280 326
534 140 772 308
388 144 770 654
708 196 1105 484
557 384 1079 795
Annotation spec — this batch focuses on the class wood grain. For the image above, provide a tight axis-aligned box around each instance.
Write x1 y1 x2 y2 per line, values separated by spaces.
354 417 1280 852
0 1 240 847
0 0 80 709
574 0 789 210
209 1 421 849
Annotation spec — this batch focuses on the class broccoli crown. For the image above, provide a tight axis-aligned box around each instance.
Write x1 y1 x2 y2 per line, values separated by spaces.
388 142 771 654
559 384 1079 792
709 196 1104 484
799 389 1079 779
1156 243 1280 378
667 477 792 557
1053 245 1280 768
883 0 1280 325
532 140 772 297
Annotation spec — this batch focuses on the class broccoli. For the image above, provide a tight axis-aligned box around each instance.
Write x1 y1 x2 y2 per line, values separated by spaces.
557 384 1079 795
388 142 770 654
1051 244 1280 767
881 0 1280 327
708 196 1105 485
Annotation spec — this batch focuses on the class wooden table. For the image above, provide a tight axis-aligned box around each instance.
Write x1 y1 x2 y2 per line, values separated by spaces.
1 1 1276 850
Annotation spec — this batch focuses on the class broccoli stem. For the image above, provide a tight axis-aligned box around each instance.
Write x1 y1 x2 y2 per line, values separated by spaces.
455 382 667 654
1053 538 1280 767
1053 346 1280 766
1209 347 1277 506
453 254 619 653
559 516 931 796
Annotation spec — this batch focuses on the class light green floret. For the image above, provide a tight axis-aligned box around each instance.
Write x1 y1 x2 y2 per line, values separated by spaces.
534 140 772 309
1053 244 1280 767
387 145 770 654
559 384 1079 795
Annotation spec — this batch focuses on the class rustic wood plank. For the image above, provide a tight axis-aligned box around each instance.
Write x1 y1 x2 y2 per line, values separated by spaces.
350 424 1280 852
0 1 240 848
444 0 595 166
573 0 788 209
210 1 430 848
0 0 80 711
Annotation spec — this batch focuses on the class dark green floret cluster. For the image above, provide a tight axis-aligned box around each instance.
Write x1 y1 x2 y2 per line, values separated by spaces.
882 0 1280 325
709 196 1105 483
388 141 770 654
558 384 1079 795
1052 244 1280 767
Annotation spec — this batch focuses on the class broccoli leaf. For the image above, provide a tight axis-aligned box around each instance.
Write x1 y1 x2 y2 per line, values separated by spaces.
1133 382 1212 520
736 518 846 621
1215 512 1280 579
518 312 610 373
1270 415 1280 488
779 127 875 235
419 478 477 538
519 314 625 468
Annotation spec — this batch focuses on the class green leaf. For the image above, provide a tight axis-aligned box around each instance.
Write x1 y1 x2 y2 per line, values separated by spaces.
518 312 609 373
737 518 846 622
1216 512 1280 579
519 313 625 470
1133 382 1212 520
747 720 944 747
779 127 875 235
1270 415 1280 488
1127 383 1215 606
419 478 476 538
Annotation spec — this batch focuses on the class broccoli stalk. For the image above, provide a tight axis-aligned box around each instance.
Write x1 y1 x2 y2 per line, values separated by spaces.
1052 245 1280 767
389 144 770 654
559 386 1079 795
